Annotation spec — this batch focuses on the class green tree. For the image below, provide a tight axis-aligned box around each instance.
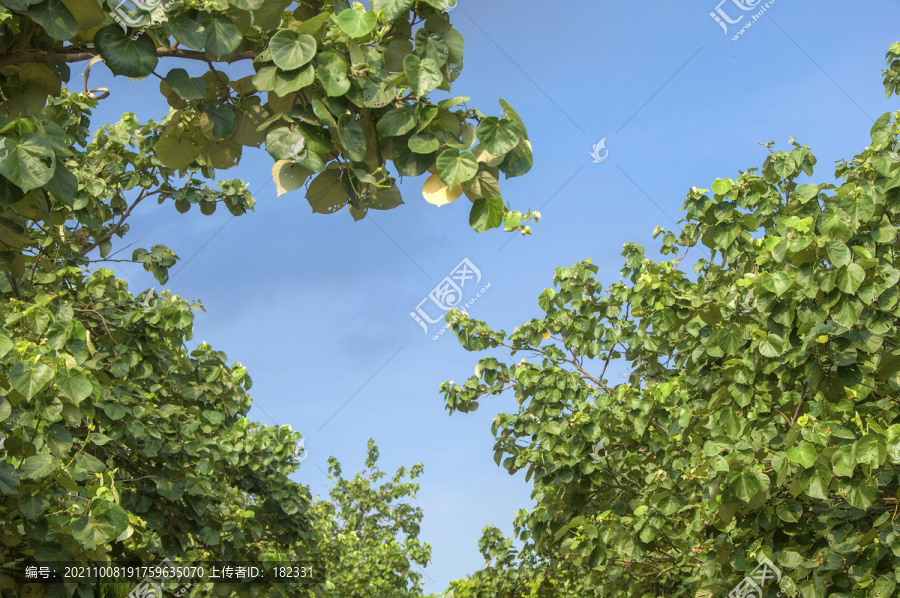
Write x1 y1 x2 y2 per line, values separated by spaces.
311 438 431 597
439 42 900 598
0 0 537 595
0 0 537 233
0 95 318 596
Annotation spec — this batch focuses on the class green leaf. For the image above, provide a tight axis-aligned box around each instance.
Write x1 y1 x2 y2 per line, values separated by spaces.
93 25 159 78
22 454 60 480
337 114 366 162
499 138 533 179
729 466 769 502
10 359 54 400
476 117 521 156
29 0 78 41
307 170 348 214
165 68 208 100
377 106 417 137
229 0 266 9
333 8 377 38
46 424 73 457
836 263 865 294
371 0 414 21
18 491 50 520
403 54 443 97
758 333 784 358
504 210 523 229
499 98 528 140
269 30 317 71
197 14 242 60
841 476 877 509
156 477 185 501
800 462 831 499
103 402 127 420
414 29 449 66
154 129 201 170
75 452 105 473
786 442 817 469
825 240 851 267
711 178 733 195
408 133 439 154
776 549 804 569
71 514 116 549
316 51 351 97
775 499 802 522
0 462 19 495
436 149 477 188
0 133 56 192
370 185 404 210
168 14 207 50
45 163 77 205
469 197 504 233
855 434 885 467
771 271 792 296
53 367 92 403
0 332 12 359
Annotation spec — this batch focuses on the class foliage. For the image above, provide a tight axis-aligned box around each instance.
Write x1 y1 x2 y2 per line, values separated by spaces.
0 0 538 595
0 73 324 592
444 523 590 598
439 44 900 598
311 438 431 597
0 0 538 233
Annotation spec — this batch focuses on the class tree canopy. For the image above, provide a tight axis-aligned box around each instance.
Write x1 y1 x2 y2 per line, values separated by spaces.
0 0 537 595
438 41 900 598
312 438 430 597
0 0 537 233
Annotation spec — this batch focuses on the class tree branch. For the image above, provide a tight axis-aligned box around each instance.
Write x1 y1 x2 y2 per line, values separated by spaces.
0 47 260 69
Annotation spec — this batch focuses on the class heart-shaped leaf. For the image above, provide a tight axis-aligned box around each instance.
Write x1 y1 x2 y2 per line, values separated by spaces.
333 7 377 38
337 114 366 162
422 173 462 207
403 54 443 97
316 51 351 97
29 0 78 41
197 14 242 60
476 116 521 156
307 170 349 214
469 197 504 233
0 133 56 192
10 359 54 400
93 24 159 78
165 68 208 100
436 149 477 188
269 30 317 71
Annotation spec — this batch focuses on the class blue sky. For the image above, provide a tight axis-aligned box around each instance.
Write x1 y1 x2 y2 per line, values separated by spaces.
85 1 900 592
